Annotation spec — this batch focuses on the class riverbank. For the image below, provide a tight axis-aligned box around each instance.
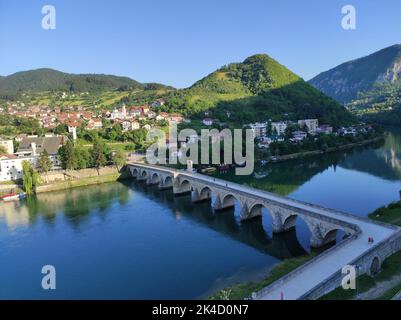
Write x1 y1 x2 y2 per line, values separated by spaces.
209 253 315 300
36 166 131 194
266 136 384 163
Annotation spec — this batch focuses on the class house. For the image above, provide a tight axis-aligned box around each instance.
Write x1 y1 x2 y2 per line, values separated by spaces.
66 121 80 140
86 119 103 130
122 120 132 132
291 131 307 142
169 113 184 124
298 119 318 134
257 135 284 148
316 125 333 135
131 121 140 130
203 118 213 126
249 122 268 139
0 139 14 154
130 107 142 118
147 111 157 119
271 121 289 136
0 154 36 181
16 135 67 168
156 114 166 121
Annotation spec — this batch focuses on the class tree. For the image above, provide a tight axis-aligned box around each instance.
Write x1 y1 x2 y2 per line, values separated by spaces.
91 139 108 174
58 140 77 170
22 160 39 195
112 149 126 172
38 150 53 182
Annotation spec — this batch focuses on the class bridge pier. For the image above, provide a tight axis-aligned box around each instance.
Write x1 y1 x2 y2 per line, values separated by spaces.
192 189 211 203
309 224 337 248
272 212 297 234
213 196 234 211
173 179 192 196
240 203 262 221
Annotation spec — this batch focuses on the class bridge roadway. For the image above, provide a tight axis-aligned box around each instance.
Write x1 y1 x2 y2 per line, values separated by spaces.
127 162 399 300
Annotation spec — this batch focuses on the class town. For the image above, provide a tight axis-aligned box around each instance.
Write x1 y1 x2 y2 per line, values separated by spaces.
0 99 381 183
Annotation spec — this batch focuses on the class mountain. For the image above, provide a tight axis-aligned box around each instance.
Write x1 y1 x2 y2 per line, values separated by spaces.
164 54 352 125
0 68 171 98
309 44 401 104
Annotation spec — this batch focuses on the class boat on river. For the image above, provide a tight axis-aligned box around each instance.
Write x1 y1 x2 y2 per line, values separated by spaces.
1 192 26 202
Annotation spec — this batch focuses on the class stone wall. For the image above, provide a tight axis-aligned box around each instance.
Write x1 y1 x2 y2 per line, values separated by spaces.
300 230 401 300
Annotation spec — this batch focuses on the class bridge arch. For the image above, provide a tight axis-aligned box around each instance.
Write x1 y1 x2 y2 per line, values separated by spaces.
179 179 193 193
369 256 381 276
150 172 160 184
282 214 298 231
140 170 148 179
222 194 239 208
322 228 340 245
199 186 212 199
163 176 173 188
131 168 139 178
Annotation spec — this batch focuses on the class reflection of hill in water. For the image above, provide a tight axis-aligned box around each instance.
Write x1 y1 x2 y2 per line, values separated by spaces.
340 130 401 181
216 152 347 196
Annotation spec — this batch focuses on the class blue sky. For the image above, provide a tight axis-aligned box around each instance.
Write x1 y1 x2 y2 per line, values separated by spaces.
0 0 400 88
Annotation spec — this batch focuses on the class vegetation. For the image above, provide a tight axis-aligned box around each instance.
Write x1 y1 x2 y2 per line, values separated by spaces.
0 68 173 98
309 44 401 103
22 160 40 195
112 149 126 172
161 54 352 126
209 254 314 300
37 150 53 182
369 200 401 226
347 79 401 126
269 128 382 157
320 251 401 300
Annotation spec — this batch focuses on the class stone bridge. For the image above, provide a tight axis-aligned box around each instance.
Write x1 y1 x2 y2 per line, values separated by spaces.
127 162 401 299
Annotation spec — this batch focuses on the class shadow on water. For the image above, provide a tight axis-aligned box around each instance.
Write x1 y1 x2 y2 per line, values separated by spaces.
124 180 309 260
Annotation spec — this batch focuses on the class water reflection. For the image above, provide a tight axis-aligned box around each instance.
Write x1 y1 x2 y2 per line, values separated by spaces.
341 129 401 181
0 183 131 229
131 181 308 259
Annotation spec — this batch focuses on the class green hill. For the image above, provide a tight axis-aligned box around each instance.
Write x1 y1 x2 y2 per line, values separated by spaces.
163 54 352 125
0 68 171 98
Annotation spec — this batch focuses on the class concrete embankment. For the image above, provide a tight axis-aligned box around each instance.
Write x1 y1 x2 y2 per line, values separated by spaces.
36 166 131 193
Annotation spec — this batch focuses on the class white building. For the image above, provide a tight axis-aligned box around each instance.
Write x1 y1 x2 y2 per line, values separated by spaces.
298 119 318 134
249 122 268 139
203 118 213 126
0 139 14 154
0 155 36 181
271 121 288 136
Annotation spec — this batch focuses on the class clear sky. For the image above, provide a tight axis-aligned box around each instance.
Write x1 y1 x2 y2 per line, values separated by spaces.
0 0 400 88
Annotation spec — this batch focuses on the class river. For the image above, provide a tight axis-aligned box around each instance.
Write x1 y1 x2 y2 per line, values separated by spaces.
1 128 401 299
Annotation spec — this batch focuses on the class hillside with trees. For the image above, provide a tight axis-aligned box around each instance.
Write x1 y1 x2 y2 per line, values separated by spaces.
162 54 353 126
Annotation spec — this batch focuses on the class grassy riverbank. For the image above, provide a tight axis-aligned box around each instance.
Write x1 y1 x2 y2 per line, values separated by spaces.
369 201 401 226
209 253 315 300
